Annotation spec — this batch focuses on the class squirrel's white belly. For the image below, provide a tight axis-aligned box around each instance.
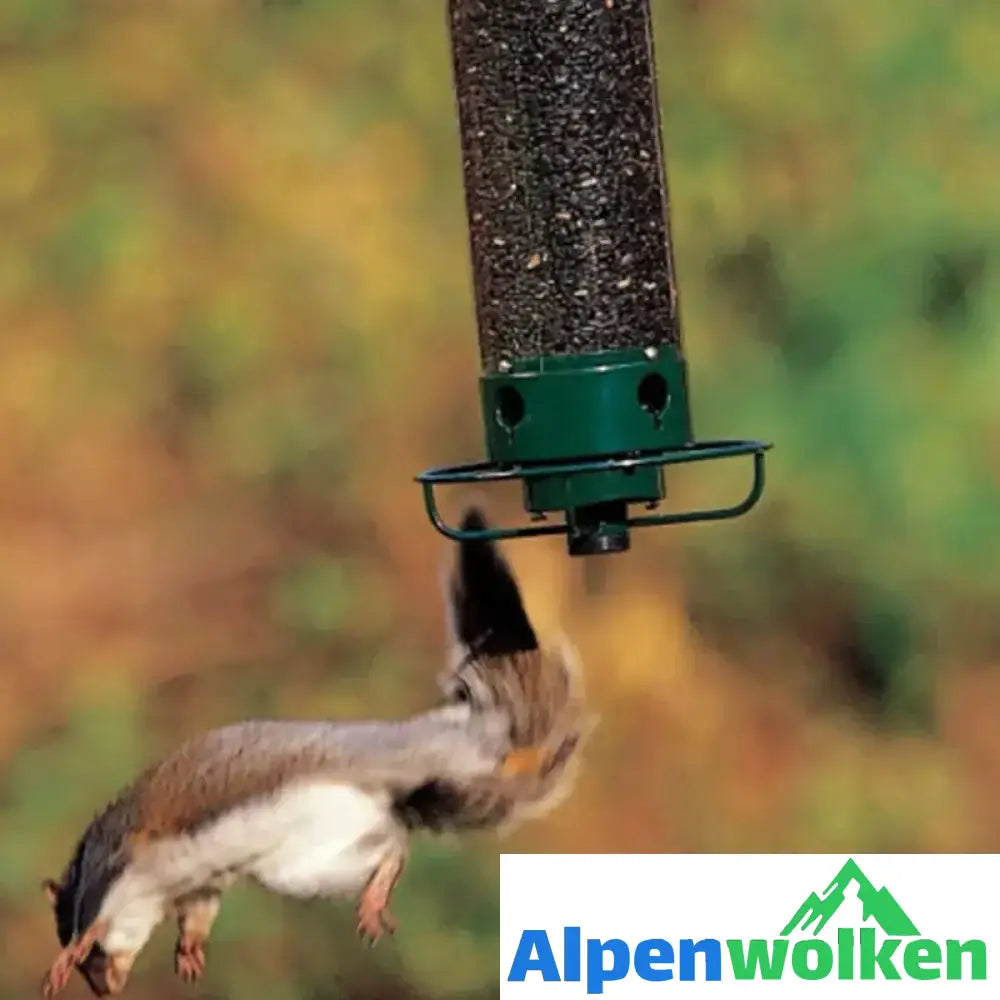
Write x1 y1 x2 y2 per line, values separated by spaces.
100 781 399 954
245 781 398 897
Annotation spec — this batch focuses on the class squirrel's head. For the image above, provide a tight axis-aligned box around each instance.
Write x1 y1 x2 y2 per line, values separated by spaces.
43 829 134 997
72 944 122 998
42 878 124 997
437 507 594 819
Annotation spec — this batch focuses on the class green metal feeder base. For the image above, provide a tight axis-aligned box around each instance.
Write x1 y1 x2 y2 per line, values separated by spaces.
417 439 772 556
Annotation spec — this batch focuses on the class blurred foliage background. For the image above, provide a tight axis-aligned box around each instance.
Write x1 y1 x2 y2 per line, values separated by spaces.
1 0 999 997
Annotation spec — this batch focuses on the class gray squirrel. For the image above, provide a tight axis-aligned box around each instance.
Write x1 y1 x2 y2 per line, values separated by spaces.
40 507 593 997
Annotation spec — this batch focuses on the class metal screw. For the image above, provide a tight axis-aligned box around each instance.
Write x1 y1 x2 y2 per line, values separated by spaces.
644 345 658 360
498 359 513 373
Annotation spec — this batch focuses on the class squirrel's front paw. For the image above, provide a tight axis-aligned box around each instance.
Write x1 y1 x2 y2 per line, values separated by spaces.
40 954 74 999
174 934 207 983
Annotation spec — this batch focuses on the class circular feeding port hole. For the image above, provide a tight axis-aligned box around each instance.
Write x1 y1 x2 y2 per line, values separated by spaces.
637 372 669 415
496 385 525 430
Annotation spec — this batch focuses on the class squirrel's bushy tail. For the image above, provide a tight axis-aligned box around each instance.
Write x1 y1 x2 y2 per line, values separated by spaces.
444 506 595 829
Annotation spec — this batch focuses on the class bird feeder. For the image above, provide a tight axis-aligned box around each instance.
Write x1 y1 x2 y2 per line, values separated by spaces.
418 0 771 556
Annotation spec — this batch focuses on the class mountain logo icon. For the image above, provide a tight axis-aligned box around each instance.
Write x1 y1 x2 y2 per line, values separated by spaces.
781 857 920 937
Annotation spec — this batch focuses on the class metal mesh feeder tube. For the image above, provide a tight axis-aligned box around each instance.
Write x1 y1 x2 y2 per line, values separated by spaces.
418 0 770 554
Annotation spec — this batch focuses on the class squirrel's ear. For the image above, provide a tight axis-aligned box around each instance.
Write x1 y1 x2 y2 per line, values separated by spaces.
447 506 538 658
41 878 60 905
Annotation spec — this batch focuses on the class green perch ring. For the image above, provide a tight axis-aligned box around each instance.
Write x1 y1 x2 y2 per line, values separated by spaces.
418 439 771 556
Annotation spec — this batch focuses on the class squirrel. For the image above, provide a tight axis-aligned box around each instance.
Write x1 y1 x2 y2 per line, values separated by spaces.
40 507 593 997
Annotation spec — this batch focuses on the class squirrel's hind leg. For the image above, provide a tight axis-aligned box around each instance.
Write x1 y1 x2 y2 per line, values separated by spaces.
173 890 222 983
356 850 406 947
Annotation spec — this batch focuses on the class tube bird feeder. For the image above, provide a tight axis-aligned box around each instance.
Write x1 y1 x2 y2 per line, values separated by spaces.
418 0 771 555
